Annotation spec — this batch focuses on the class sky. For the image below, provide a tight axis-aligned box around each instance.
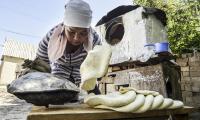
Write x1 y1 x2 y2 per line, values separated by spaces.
0 0 133 57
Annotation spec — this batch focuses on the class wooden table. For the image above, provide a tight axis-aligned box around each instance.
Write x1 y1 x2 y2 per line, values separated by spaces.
27 103 195 120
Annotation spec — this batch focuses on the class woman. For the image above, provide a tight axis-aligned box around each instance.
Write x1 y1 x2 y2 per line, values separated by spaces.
36 0 101 94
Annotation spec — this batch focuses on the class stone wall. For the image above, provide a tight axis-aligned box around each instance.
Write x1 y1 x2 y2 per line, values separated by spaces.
176 52 200 108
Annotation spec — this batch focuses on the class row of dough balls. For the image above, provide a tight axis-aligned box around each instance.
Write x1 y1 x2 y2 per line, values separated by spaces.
84 88 184 113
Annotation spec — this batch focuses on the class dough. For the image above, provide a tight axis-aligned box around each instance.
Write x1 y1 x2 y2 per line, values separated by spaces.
168 100 184 109
157 98 173 110
95 94 145 112
134 94 154 113
150 95 164 110
85 87 184 113
119 87 159 96
84 91 136 107
80 45 112 91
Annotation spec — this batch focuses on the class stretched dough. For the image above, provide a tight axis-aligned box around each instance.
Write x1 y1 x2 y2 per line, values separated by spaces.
168 100 184 109
134 94 154 113
157 98 173 110
84 91 136 107
85 87 184 113
80 45 112 91
95 94 145 112
119 87 159 96
150 95 164 110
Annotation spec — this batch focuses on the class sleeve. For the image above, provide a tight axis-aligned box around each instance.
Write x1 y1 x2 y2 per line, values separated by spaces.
36 27 55 64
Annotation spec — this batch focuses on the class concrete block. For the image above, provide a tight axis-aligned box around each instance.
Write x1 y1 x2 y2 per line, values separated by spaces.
181 53 193 58
181 66 190 71
191 78 200 88
181 77 191 83
190 66 200 71
176 58 188 66
185 84 192 91
192 86 200 92
191 77 200 82
189 56 200 62
185 96 193 103
190 71 200 77
192 93 200 104
182 91 192 97
189 61 200 66
181 83 185 90
182 72 190 77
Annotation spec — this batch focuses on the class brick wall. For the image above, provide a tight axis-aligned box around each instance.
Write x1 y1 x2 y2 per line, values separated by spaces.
176 52 200 107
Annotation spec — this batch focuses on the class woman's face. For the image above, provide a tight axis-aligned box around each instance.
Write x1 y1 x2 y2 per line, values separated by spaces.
65 26 89 46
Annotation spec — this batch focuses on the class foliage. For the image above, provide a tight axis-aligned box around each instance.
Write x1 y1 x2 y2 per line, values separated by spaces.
133 0 200 55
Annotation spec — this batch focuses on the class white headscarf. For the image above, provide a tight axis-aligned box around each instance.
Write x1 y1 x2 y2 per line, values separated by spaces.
47 0 93 62
63 0 92 28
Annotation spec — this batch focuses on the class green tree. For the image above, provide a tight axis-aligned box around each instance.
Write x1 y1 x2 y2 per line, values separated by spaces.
134 0 200 55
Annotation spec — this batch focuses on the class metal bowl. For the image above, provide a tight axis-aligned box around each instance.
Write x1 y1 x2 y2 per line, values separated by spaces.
14 90 79 107
7 72 80 107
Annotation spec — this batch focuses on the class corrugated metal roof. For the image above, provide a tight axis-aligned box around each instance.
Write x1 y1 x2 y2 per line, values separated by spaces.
2 39 38 60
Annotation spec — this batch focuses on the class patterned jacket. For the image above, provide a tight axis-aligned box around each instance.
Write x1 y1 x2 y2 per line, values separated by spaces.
36 23 101 85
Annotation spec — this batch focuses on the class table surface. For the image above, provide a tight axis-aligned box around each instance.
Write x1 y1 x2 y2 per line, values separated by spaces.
27 103 195 120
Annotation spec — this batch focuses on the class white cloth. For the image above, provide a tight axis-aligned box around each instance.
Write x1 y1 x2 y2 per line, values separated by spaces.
64 0 92 28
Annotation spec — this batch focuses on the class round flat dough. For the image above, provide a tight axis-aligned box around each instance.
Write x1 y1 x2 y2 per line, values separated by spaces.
95 94 145 112
84 91 136 107
157 98 173 110
150 95 164 110
168 100 184 109
134 94 154 113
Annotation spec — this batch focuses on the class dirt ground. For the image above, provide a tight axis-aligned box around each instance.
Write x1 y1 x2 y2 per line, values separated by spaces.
0 85 32 120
